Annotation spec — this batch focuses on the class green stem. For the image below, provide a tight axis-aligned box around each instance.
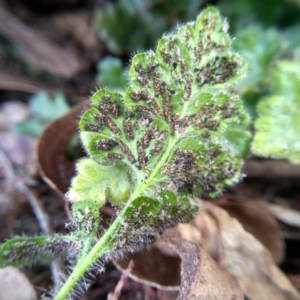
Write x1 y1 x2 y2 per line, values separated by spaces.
54 205 127 300
54 137 179 299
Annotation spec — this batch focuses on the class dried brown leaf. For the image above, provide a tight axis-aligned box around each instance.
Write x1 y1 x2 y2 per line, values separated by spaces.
113 245 181 290
180 209 220 261
219 201 284 263
169 201 299 299
115 200 293 299
161 237 243 300
263 203 300 228
199 201 300 300
288 275 300 291
37 101 88 195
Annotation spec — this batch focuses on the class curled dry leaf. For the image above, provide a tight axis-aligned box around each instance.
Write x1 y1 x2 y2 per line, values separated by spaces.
219 201 284 263
173 210 220 261
114 237 243 299
160 237 243 300
198 201 300 300
288 275 300 292
37 101 88 195
114 200 291 299
162 201 298 299
113 245 181 290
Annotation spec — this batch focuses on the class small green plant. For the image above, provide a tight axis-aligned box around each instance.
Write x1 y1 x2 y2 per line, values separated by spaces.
252 59 300 164
220 10 300 162
214 0 300 124
96 56 127 89
12 91 70 137
0 7 250 299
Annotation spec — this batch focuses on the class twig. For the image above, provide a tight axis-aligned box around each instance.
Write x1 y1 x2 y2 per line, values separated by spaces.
0 147 61 288
0 70 88 101
107 260 135 300
243 160 300 178
0 148 52 235
262 203 300 228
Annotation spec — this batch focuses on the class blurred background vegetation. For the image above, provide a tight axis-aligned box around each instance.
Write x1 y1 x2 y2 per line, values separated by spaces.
0 0 299 165
0 0 300 158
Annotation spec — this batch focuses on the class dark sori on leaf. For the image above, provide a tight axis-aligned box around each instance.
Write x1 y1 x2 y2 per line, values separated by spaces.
0 8 251 300
69 7 250 207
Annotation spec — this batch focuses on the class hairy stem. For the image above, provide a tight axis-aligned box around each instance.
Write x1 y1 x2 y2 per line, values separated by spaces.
54 211 124 300
54 137 178 299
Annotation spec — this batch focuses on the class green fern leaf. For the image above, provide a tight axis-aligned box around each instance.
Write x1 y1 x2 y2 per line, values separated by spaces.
69 7 250 205
252 60 300 164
